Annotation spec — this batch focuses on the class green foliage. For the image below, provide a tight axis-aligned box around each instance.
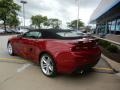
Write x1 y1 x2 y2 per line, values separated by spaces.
43 20 50 28
7 15 20 28
67 19 84 29
98 39 119 53
31 15 47 29
46 18 62 29
107 45 119 53
31 15 62 29
0 0 21 31
98 40 111 48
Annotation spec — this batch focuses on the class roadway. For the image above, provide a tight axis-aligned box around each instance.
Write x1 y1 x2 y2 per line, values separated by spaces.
0 35 119 90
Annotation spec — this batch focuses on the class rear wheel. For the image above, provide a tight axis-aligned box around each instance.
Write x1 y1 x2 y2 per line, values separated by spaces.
83 67 93 74
7 43 14 56
40 54 56 77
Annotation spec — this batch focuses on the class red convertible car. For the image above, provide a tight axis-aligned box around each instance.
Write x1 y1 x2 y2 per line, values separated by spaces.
7 29 101 77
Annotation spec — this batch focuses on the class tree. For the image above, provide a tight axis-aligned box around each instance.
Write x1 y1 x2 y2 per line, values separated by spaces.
45 18 62 29
43 20 50 29
7 15 20 29
0 0 21 32
67 19 84 30
31 15 47 29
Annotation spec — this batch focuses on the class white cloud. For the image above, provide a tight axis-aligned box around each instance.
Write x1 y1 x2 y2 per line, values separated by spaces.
15 0 101 28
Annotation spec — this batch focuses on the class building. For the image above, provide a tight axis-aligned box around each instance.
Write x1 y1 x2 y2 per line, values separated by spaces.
90 0 120 35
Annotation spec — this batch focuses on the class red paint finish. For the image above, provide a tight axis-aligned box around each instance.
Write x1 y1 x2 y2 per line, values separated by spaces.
8 36 101 74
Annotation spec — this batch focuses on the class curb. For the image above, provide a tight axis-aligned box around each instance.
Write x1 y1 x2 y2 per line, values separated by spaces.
101 54 120 73
93 35 120 73
93 35 120 46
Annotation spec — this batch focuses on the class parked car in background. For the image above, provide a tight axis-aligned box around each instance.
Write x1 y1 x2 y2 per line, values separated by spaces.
10 29 21 34
86 32 92 37
7 29 101 77
0 28 5 34
6 29 14 33
4 28 29 34
17 29 29 34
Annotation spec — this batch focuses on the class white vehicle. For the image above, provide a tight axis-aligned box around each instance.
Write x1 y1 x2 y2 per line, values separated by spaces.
0 29 5 34
17 29 29 34
10 29 21 34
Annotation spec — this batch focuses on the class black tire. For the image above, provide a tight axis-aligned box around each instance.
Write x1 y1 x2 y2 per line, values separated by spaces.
40 53 56 77
7 42 14 56
83 67 93 74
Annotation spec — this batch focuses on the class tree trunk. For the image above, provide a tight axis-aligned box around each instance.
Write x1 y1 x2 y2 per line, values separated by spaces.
39 24 41 29
3 19 7 33
3 15 7 33
15 26 16 29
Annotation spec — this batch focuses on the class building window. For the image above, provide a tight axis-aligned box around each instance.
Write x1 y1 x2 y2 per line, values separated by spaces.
111 20 116 31
108 21 112 33
101 24 106 33
116 19 120 31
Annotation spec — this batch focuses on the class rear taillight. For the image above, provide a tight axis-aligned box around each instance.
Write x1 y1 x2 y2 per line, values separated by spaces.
71 46 82 51
71 39 98 51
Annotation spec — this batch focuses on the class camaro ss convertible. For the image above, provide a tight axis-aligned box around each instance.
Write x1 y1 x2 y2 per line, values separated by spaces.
7 29 101 77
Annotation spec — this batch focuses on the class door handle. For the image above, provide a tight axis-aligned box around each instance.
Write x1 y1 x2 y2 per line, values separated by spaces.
29 48 33 52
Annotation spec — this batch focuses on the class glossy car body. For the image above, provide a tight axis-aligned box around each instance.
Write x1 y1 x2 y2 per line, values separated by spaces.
8 29 101 74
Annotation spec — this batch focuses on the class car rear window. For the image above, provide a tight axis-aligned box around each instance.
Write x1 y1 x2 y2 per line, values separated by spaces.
56 31 84 37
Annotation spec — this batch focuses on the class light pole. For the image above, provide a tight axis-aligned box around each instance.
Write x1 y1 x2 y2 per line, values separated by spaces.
20 0 27 28
76 0 80 30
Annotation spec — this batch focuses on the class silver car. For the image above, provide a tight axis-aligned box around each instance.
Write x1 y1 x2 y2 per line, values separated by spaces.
0 29 5 34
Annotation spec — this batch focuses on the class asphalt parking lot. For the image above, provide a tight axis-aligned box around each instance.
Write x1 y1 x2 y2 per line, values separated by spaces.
0 35 120 90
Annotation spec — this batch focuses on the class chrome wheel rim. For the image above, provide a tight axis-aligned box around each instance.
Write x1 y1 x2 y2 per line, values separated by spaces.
8 43 13 55
41 55 54 75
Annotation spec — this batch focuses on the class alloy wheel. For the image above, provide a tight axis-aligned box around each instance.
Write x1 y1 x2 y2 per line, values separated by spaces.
40 54 56 77
7 43 13 55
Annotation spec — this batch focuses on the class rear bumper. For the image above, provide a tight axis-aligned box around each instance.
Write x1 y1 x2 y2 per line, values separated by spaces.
56 48 101 74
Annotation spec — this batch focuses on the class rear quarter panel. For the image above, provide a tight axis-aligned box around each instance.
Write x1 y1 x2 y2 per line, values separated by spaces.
45 40 72 59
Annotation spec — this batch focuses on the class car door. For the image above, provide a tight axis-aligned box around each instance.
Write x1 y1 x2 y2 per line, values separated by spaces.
15 31 42 61
22 31 42 61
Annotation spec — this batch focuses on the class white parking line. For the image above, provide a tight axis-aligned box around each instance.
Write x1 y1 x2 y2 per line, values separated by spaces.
17 63 31 73
93 67 113 71
115 73 120 78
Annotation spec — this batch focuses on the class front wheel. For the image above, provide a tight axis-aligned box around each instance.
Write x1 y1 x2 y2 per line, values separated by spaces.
7 43 14 56
40 54 56 77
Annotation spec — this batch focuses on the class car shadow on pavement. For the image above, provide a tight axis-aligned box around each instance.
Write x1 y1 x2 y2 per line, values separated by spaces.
57 68 95 78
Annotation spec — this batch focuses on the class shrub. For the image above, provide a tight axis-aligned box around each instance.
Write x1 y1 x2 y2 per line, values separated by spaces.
106 45 119 53
98 40 111 48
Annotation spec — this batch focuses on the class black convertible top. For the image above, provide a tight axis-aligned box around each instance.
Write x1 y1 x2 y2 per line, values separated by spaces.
27 29 84 39
31 29 74 32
